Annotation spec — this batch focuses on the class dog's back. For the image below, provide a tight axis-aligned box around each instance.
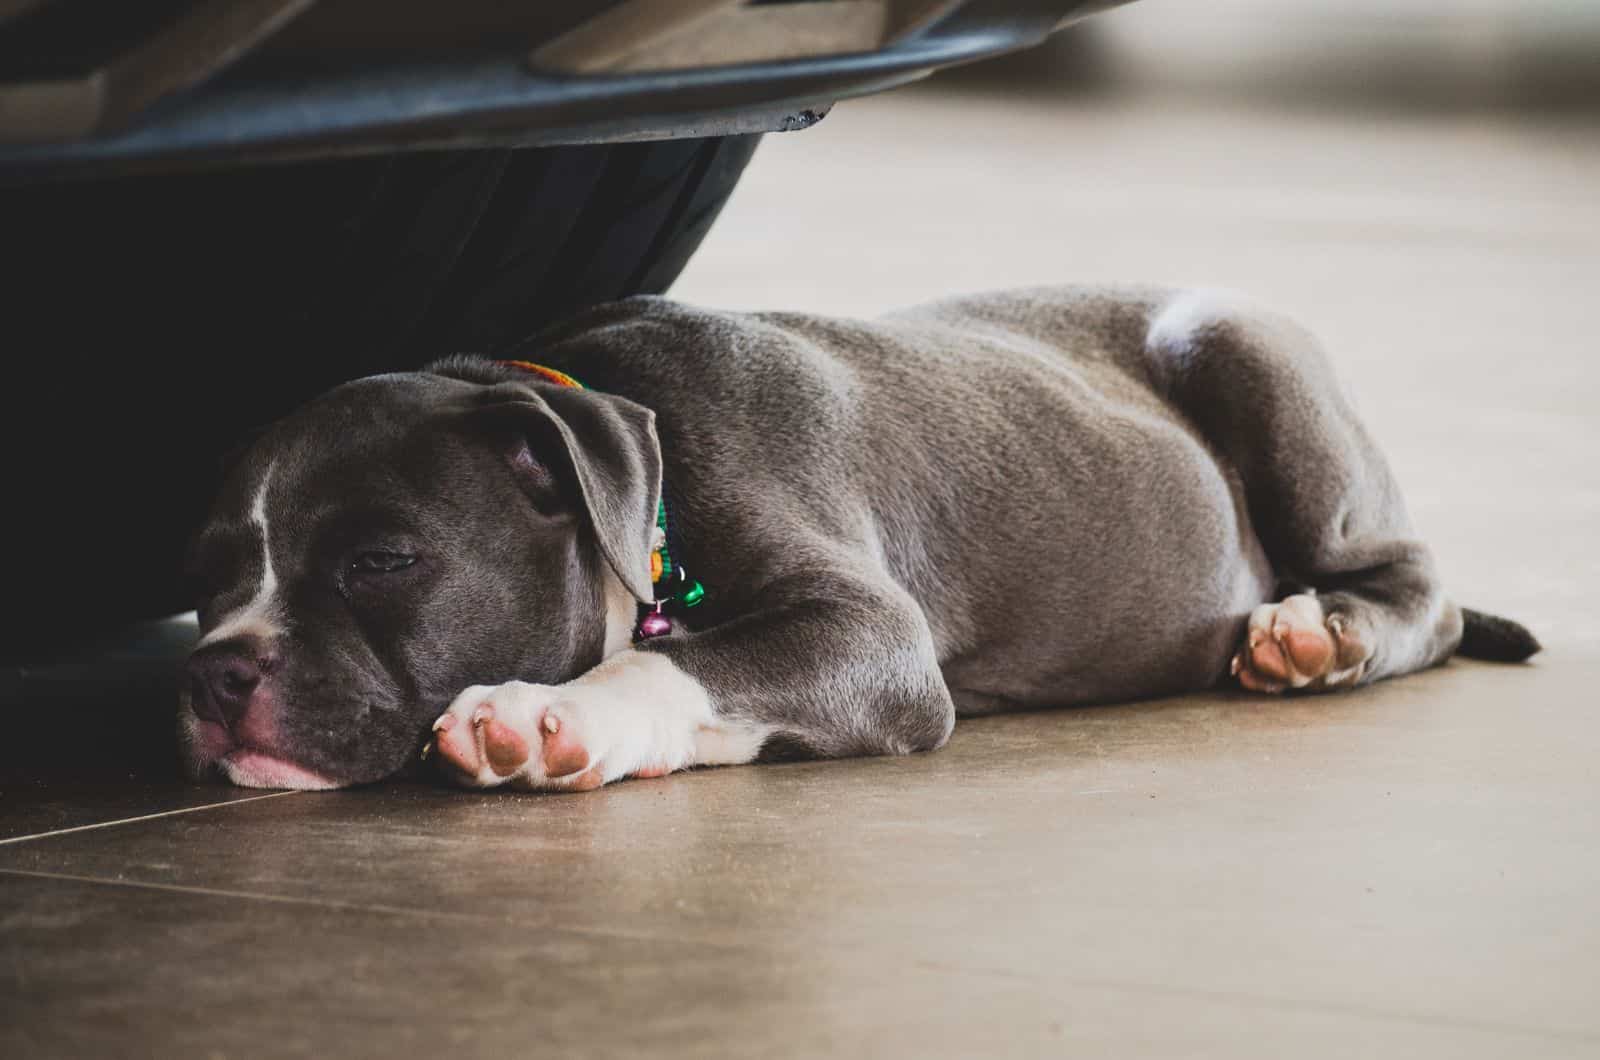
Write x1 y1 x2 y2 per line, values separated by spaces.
529 287 1274 706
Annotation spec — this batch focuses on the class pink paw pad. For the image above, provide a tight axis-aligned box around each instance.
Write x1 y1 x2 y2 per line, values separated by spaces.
538 713 592 779
1277 623 1334 677
430 704 594 784
476 707 530 777
562 767 605 792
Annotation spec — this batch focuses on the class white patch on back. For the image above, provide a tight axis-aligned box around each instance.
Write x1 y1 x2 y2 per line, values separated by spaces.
1145 287 1251 386
201 462 285 647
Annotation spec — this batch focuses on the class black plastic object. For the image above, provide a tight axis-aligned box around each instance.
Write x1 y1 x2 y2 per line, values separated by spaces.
0 134 761 653
0 4 1108 178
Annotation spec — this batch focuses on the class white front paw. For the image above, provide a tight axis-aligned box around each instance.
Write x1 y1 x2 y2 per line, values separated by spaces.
427 652 751 793
430 681 610 792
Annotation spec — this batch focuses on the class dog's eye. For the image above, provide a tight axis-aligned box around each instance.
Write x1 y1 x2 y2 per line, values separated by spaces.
350 551 417 575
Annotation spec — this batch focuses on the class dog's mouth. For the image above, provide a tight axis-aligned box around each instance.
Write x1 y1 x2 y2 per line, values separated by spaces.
180 711 345 791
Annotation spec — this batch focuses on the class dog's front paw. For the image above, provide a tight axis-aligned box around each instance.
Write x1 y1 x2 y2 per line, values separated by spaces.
1231 593 1371 693
428 668 699 792
430 682 612 792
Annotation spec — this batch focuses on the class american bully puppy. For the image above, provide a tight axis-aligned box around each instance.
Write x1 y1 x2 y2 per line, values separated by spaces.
181 286 1538 791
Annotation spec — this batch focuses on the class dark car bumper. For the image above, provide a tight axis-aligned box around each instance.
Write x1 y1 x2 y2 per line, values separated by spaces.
0 0 1129 180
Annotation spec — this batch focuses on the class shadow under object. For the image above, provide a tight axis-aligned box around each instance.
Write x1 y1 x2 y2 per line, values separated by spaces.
0 614 196 784
2 133 761 652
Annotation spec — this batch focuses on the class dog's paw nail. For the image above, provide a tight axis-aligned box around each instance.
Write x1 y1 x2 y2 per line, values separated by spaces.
1230 654 1242 676
1248 630 1264 648
472 705 494 726
543 714 560 735
432 714 455 733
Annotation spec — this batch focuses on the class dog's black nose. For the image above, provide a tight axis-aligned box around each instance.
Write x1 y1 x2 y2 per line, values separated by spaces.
187 640 273 728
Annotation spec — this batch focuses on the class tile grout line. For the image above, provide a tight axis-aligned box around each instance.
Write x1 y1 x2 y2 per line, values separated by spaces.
0 790 301 847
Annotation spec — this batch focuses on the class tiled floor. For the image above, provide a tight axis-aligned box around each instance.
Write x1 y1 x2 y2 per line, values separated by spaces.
6 661 1598 1056
5 23 1599 1059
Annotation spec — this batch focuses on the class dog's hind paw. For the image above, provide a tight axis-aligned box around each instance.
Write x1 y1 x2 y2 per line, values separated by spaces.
1230 593 1370 694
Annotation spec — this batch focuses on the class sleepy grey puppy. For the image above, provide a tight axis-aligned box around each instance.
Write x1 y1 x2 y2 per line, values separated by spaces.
180 286 1538 791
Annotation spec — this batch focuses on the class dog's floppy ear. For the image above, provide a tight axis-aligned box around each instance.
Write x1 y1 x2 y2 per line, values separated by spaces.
472 381 662 604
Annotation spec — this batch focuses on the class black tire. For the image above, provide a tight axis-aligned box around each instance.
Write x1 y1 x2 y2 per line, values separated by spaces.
2 134 762 653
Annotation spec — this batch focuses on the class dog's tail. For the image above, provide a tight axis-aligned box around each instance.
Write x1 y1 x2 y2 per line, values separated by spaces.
1456 607 1542 662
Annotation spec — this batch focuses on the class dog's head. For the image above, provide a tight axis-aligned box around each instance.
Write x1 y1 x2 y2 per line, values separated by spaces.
179 360 661 789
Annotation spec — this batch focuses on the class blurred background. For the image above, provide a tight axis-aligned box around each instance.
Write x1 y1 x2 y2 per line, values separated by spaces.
978 0 1600 110
678 0 1600 311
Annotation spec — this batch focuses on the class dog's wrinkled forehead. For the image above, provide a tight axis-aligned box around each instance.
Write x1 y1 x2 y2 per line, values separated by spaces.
214 373 480 512
263 372 472 472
